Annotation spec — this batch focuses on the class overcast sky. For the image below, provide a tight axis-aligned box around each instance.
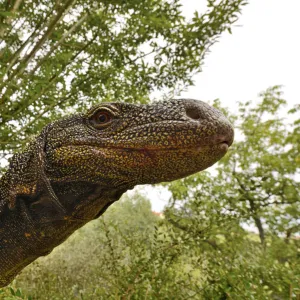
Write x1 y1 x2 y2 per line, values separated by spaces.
146 0 300 212
180 0 300 110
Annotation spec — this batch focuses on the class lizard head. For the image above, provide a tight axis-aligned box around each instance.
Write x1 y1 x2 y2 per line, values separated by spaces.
45 99 234 190
0 99 234 286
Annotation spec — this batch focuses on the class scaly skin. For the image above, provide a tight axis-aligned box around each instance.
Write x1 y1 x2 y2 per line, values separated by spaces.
0 99 234 287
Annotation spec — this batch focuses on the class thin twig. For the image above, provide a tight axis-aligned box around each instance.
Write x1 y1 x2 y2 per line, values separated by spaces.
0 0 76 104
0 0 23 39
29 12 89 76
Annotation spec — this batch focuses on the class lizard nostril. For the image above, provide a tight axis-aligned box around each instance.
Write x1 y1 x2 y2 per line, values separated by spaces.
185 107 201 120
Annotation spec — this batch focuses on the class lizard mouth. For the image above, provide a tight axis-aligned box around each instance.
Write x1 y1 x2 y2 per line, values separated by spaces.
219 138 231 148
218 141 230 153
212 131 234 149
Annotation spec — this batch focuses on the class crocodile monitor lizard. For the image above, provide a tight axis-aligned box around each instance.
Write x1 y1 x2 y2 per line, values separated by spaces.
0 99 234 287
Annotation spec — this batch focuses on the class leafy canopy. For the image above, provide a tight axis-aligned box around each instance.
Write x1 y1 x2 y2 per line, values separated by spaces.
0 0 246 159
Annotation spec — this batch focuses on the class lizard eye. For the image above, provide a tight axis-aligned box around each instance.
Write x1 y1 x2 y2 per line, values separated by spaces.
90 110 112 129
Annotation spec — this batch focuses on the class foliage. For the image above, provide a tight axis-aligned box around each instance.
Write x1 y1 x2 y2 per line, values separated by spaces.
0 0 247 162
0 287 31 300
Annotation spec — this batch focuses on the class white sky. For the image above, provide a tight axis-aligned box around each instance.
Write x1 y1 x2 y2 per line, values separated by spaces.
146 0 300 212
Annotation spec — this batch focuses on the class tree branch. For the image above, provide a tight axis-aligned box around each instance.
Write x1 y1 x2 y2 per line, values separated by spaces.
29 12 89 76
0 0 23 39
1 34 97 126
0 0 76 104
285 224 300 243
248 198 265 246
0 9 53 76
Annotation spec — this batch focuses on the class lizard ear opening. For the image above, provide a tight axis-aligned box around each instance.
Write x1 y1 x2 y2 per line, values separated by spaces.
89 109 113 129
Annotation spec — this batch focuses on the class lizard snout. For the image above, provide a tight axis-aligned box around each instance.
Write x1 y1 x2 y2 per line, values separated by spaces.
181 98 234 148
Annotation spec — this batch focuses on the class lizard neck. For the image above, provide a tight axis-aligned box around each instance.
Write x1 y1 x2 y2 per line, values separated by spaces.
42 181 128 221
